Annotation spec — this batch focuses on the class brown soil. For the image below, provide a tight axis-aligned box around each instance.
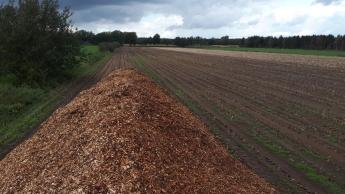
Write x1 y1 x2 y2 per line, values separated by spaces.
128 47 345 193
157 47 345 68
0 69 275 193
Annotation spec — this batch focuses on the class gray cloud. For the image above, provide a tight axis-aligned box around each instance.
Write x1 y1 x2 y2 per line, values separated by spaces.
145 0 268 29
59 0 164 10
1 0 345 37
313 0 342 5
72 5 143 24
67 0 168 27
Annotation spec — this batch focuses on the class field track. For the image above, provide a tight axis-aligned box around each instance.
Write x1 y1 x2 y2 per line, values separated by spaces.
123 47 345 193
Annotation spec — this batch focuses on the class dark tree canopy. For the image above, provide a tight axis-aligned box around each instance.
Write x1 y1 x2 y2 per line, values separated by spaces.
74 30 95 43
241 35 345 50
145 34 345 50
0 0 80 86
75 30 137 46
124 32 137 46
153 34 161 44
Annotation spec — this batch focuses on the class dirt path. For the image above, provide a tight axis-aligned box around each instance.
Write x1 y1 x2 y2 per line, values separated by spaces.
0 48 130 160
127 47 345 193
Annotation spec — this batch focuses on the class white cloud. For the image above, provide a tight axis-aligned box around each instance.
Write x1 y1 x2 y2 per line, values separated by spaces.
72 0 345 38
76 14 184 38
222 0 345 37
313 0 342 5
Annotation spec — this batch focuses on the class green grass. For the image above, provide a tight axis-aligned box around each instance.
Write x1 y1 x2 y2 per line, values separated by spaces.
0 90 61 147
0 45 111 155
72 45 110 77
256 133 345 194
303 148 327 161
202 46 345 57
294 162 344 194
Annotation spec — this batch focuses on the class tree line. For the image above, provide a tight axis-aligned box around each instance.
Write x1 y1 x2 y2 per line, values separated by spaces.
137 36 240 47
137 34 345 50
0 0 80 86
240 35 345 50
137 34 161 45
74 30 137 46
173 36 241 47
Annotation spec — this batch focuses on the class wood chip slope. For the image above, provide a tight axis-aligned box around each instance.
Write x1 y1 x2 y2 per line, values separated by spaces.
0 69 275 193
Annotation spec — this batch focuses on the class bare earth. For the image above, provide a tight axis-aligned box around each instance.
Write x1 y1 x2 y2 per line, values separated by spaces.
0 69 274 193
128 47 345 193
157 47 345 68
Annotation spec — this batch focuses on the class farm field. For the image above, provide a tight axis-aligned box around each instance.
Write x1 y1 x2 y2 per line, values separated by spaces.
202 46 345 57
122 47 345 193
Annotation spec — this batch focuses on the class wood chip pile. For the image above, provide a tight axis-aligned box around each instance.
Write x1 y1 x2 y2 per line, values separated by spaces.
0 69 275 193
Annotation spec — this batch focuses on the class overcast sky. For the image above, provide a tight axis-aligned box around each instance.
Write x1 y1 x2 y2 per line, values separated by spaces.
2 0 345 38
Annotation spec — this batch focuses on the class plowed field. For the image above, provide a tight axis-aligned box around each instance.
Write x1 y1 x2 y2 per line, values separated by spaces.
125 47 345 194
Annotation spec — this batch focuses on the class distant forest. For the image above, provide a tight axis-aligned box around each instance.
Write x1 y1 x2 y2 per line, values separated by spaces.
75 30 137 46
171 35 345 50
162 35 345 50
76 30 345 51
240 35 345 50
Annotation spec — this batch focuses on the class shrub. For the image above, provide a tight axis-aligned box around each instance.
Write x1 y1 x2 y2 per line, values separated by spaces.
99 42 121 52
0 0 81 86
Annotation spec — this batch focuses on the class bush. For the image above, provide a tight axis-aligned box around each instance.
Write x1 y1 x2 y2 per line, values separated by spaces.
0 0 81 86
99 42 121 52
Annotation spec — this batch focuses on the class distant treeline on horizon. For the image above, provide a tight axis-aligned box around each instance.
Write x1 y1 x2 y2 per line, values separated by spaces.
75 30 345 51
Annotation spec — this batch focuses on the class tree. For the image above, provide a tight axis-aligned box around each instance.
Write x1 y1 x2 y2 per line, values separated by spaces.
75 30 95 43
174 37 189 47
0 0 80 86
124 32 137 46
153 34 161 45
0 2 17 75
99 42 121 52
220 36 229 45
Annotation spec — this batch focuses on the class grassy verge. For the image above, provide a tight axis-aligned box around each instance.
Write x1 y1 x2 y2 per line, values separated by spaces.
0 45 111 156
201 46 345 57
72 45 111 77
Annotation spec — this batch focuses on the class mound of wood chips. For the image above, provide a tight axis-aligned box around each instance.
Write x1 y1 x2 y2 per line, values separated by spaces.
0 69 275 193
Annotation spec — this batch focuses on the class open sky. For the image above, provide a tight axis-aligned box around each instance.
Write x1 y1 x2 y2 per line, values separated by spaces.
2 0 345 38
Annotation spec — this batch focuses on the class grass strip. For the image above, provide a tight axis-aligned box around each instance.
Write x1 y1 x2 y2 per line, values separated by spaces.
0 45 112 156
